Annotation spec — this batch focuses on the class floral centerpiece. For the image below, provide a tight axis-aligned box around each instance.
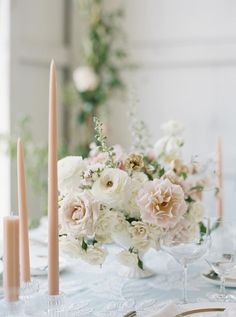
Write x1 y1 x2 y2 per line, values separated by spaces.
58 118 210 278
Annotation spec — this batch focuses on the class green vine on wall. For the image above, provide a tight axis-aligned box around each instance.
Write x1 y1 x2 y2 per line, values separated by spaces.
0 0 129 217
68 0 129 156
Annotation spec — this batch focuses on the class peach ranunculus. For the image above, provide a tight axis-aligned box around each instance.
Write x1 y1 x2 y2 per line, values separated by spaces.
60 191 100 237
136 178 187 228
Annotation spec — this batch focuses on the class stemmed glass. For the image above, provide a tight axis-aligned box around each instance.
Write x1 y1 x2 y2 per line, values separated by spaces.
205 219 236 302
160 218 210 304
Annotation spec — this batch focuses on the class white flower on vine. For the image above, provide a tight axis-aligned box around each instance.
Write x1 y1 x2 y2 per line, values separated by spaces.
73 66 99 92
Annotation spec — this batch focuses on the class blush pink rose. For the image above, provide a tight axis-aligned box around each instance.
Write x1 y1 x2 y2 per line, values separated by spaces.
136 178 187 228
60 191 100 237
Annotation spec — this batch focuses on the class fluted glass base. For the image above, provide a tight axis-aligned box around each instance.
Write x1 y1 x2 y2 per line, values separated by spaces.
20 280 39 300
25 293 92 316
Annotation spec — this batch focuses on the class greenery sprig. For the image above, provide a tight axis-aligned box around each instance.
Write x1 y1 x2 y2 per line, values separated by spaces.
93 117 117 168
77 0 128 125
128 96 152 154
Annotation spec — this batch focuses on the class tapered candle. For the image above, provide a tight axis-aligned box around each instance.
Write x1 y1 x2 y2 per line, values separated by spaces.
17 138 31 283
3 216 20 302
48 60 59 295
216 137 224 219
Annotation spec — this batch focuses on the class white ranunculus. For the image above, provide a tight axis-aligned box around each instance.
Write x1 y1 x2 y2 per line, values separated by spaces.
161 120 184 136
81 245 108 266
117 250 139 268
58 156 87 195
73 66 99 92
60 236 82 258
188 201 205 223
91 168 131 209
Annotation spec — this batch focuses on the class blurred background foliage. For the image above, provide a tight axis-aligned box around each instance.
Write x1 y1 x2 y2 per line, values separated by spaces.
0 0 129 213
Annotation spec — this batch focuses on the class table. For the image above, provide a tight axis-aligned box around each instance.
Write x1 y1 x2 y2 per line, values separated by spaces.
1 218 236 316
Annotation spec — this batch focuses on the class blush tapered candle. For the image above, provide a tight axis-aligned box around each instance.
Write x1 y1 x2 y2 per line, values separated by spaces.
3 216 20 302
216 137 224 219
48 60 59 295
17 138 31 283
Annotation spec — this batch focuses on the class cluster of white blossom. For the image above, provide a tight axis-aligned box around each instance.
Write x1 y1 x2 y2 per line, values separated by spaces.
58 120 209 269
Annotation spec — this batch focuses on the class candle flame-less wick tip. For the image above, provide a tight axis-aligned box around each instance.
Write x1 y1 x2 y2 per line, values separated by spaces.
50 59 55 68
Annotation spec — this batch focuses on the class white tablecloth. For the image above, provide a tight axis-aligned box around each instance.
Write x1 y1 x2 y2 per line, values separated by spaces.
1 218 236 316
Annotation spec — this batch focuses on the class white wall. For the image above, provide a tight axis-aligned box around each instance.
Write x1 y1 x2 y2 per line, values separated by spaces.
2 0 236 221
0 0 11 237
4 0 71 220
110 0 236 217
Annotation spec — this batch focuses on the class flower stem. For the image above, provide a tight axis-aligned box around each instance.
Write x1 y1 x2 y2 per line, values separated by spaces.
220 275 226 296
182 264 188 304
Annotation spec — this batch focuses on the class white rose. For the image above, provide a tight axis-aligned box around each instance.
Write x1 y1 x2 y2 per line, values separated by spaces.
91 168 131 209
188 201 205 223
59 236 82 258
81 245 108 266
60 191 100 237
58 156 87 195
94 208 113 243
111 213 131 248
161 120 184 136
125 172 148 218
117 250 139 268
129 221 151 251
73 66 99 92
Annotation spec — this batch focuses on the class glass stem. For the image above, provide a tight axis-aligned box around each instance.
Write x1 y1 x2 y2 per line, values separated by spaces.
182 264 188 304
220 275 226 296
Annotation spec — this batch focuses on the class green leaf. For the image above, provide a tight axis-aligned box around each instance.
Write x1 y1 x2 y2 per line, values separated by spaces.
190 185 204 192
199 222 207 235
179 172 188 180
215 187 220 196
158 168 165 178
78 110 87 124
185 196 196 203
125 216 140 224
137 256 144 270
82 239 88 251
128 248 135 255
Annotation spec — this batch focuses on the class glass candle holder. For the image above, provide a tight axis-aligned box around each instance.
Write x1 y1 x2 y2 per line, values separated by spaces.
25 292 92 316
0 299 26 317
